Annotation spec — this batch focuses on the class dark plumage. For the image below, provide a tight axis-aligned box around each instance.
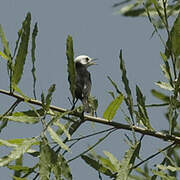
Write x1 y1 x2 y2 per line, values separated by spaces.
74 55 96 112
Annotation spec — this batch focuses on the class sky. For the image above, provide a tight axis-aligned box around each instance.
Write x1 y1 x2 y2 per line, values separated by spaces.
0 0 172 179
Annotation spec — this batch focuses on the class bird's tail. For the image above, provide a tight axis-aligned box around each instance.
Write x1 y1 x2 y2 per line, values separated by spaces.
82 97 91 113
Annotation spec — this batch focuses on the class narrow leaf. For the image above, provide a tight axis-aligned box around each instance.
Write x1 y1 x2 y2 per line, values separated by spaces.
107 76 121 94
155 81 174 91
39 138 72 180
45 84 56 109
47 127 70 152
12 12 31 86
4 115 40 124
54 121 71 140
103 151 120 171
160 52 172 83
2 108 44 124
0 138 39 147
0 24 11 58
116 144 140 179
0 51 9 60
57 154 72 180
14 156 23 178
81 155 113 177
165 11 180 58
0 138 37 166
8 165 31 173
157 164 180 172
151 89 170 102
31 22 38 99
119 49 134 121
120 50 131 97
39 139 51 180
12 177 27 180
91 152 117 173
13 28 23 59
103 94 124 121
136 85 152 129
66 35 76 100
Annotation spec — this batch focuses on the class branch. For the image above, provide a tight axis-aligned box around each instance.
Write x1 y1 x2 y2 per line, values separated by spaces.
1 89 180 144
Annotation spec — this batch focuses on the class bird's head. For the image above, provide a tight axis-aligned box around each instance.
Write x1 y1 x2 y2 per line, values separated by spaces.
75 55 97 68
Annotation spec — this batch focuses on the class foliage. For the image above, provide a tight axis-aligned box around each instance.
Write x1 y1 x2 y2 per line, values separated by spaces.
0 0 180 179
113 0 180 29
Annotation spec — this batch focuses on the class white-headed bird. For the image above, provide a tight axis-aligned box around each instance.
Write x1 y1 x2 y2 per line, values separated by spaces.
74 55 96 112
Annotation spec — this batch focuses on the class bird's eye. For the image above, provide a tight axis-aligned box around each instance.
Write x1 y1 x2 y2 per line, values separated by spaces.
85 57 89 61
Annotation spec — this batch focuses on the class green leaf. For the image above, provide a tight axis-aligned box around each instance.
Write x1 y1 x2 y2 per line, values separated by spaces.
103 94 124 121
160 52 172 83
0 138 37 166
129 141 141 167
39 138 72 180
45 84 56 109
3 109 43 124
174 72 180 98
116 0 145 17
157 164 180 172
0 51 9 60
41 84 56 111
13 28 23 59
8 165 32 173
0 138 39 147
151 89 170 102
136 85 152 129
57 154 72 180
165 10 180 58
0 24 11 58
107 76 121 94
39 139 52 180
152 169 176 180
47 127 70 152
81 155 114 177
116 144 139 179
12 176 27 180
88 96 98 115
66 35 76 100
155 81 174 91
11 108 45 117
12 12 31 86
31 22 38 99
56 121 71 136
54 121 71 140
13 156 23 178
92 153 117 173
119 50 134 121
4 116 39 124
103 151 120 171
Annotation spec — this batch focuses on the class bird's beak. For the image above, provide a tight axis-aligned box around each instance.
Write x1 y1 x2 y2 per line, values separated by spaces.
88 58 98 66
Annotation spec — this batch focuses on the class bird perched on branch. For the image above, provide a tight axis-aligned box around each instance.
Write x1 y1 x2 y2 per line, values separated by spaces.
74 55 96 113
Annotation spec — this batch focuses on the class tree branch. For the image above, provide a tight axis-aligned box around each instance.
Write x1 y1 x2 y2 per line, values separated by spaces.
1 89 180 144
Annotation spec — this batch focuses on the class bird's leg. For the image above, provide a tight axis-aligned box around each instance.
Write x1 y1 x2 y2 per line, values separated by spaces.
95 111 97 117
71 98 78 110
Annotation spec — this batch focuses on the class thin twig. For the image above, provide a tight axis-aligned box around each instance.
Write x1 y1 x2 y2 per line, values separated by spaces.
68 127 116 142
0 99 21 117
132 142 176 169
62 128 117 155
67 129 116 163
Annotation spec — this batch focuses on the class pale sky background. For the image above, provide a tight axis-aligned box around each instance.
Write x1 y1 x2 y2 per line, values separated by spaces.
0 0 172 179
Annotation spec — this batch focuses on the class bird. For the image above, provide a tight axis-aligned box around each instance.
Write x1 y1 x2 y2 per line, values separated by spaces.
73 55 96 113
